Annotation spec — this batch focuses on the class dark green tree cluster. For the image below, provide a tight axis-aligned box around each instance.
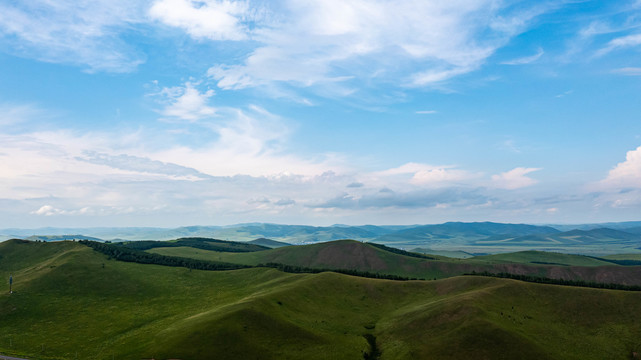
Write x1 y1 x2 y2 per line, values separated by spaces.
79 240 250 271
115 237 268 253
367 242 436 260
257 262 422 281
586 256 641 266
466 271 641 291
530 261 567 266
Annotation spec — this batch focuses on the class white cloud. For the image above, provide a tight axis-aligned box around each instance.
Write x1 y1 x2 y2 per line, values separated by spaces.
149 0 253 41
157 82 217 121
31 205 93 216
32 205 61 216
501 47 544 65
0 101 351 226
491 167 541 189
410 168 472 185
376 162 474 186
555 90 573 98
0 103 45 127
612 67 641 76
597 146 641 189
0 0 147 72
415 110 437 115
199 0 556 90
596 33 641 56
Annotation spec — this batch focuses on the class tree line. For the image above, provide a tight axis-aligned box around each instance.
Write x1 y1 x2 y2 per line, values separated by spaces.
466 271 641 291
79 240 420 281
79 240 641 289
79 240 250 271
257 262 423 281
115 237 269 253
367 242 436 260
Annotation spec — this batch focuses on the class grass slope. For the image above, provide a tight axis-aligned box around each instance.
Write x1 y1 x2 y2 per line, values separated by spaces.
471 251 614 266
149 240 641 286
1 240 641 359
246 238 292 248
118 237 268 252
605 253 641 261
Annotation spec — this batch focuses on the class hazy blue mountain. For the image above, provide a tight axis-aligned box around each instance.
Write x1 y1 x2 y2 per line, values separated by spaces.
623 226 641 235
247 238 292 248
472 228 641 248
550 221 641 232
26 234 104 242
2 222 640 255
376 222 560 244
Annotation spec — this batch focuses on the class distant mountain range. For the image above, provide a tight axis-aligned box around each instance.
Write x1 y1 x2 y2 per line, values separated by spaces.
1 221 640 255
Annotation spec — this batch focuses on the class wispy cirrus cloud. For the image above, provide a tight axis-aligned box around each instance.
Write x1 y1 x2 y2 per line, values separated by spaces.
501 47 544 65
155 0 563 91
0 0 148 72
0 103 47 127
596 33 641 56
309 187 490 210
611 67 641 76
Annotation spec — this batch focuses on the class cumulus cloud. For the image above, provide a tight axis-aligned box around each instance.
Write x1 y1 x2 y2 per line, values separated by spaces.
149 0 254 41
491 167 541 190
596 146 641 190
377 162 475 186
31 205 93 216
0 0 146 72
155 82 217 121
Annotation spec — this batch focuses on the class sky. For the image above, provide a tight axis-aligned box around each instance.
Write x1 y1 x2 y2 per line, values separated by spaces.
0 0 640 228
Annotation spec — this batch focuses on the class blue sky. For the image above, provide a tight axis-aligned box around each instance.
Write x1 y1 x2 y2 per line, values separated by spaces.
0 0 640 228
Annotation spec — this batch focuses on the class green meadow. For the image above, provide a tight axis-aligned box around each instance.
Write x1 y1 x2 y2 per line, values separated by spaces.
1 239 641 359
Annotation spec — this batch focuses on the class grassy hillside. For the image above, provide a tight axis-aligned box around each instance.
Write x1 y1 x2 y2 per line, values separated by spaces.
1 240 641 359
411 248 475 259
116 237 268 252
604 253 641 260
247 238 292 248
148 240 641 286
471 251 614 267
25 234 103 242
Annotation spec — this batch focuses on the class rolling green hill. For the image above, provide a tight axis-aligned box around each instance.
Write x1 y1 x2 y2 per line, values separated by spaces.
116 237 269 252
148 240 641 286
411 248 475 258
25 234 104 242
604 253 641 261
471 251 614 267
1 239 640 359
246 238 292 248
